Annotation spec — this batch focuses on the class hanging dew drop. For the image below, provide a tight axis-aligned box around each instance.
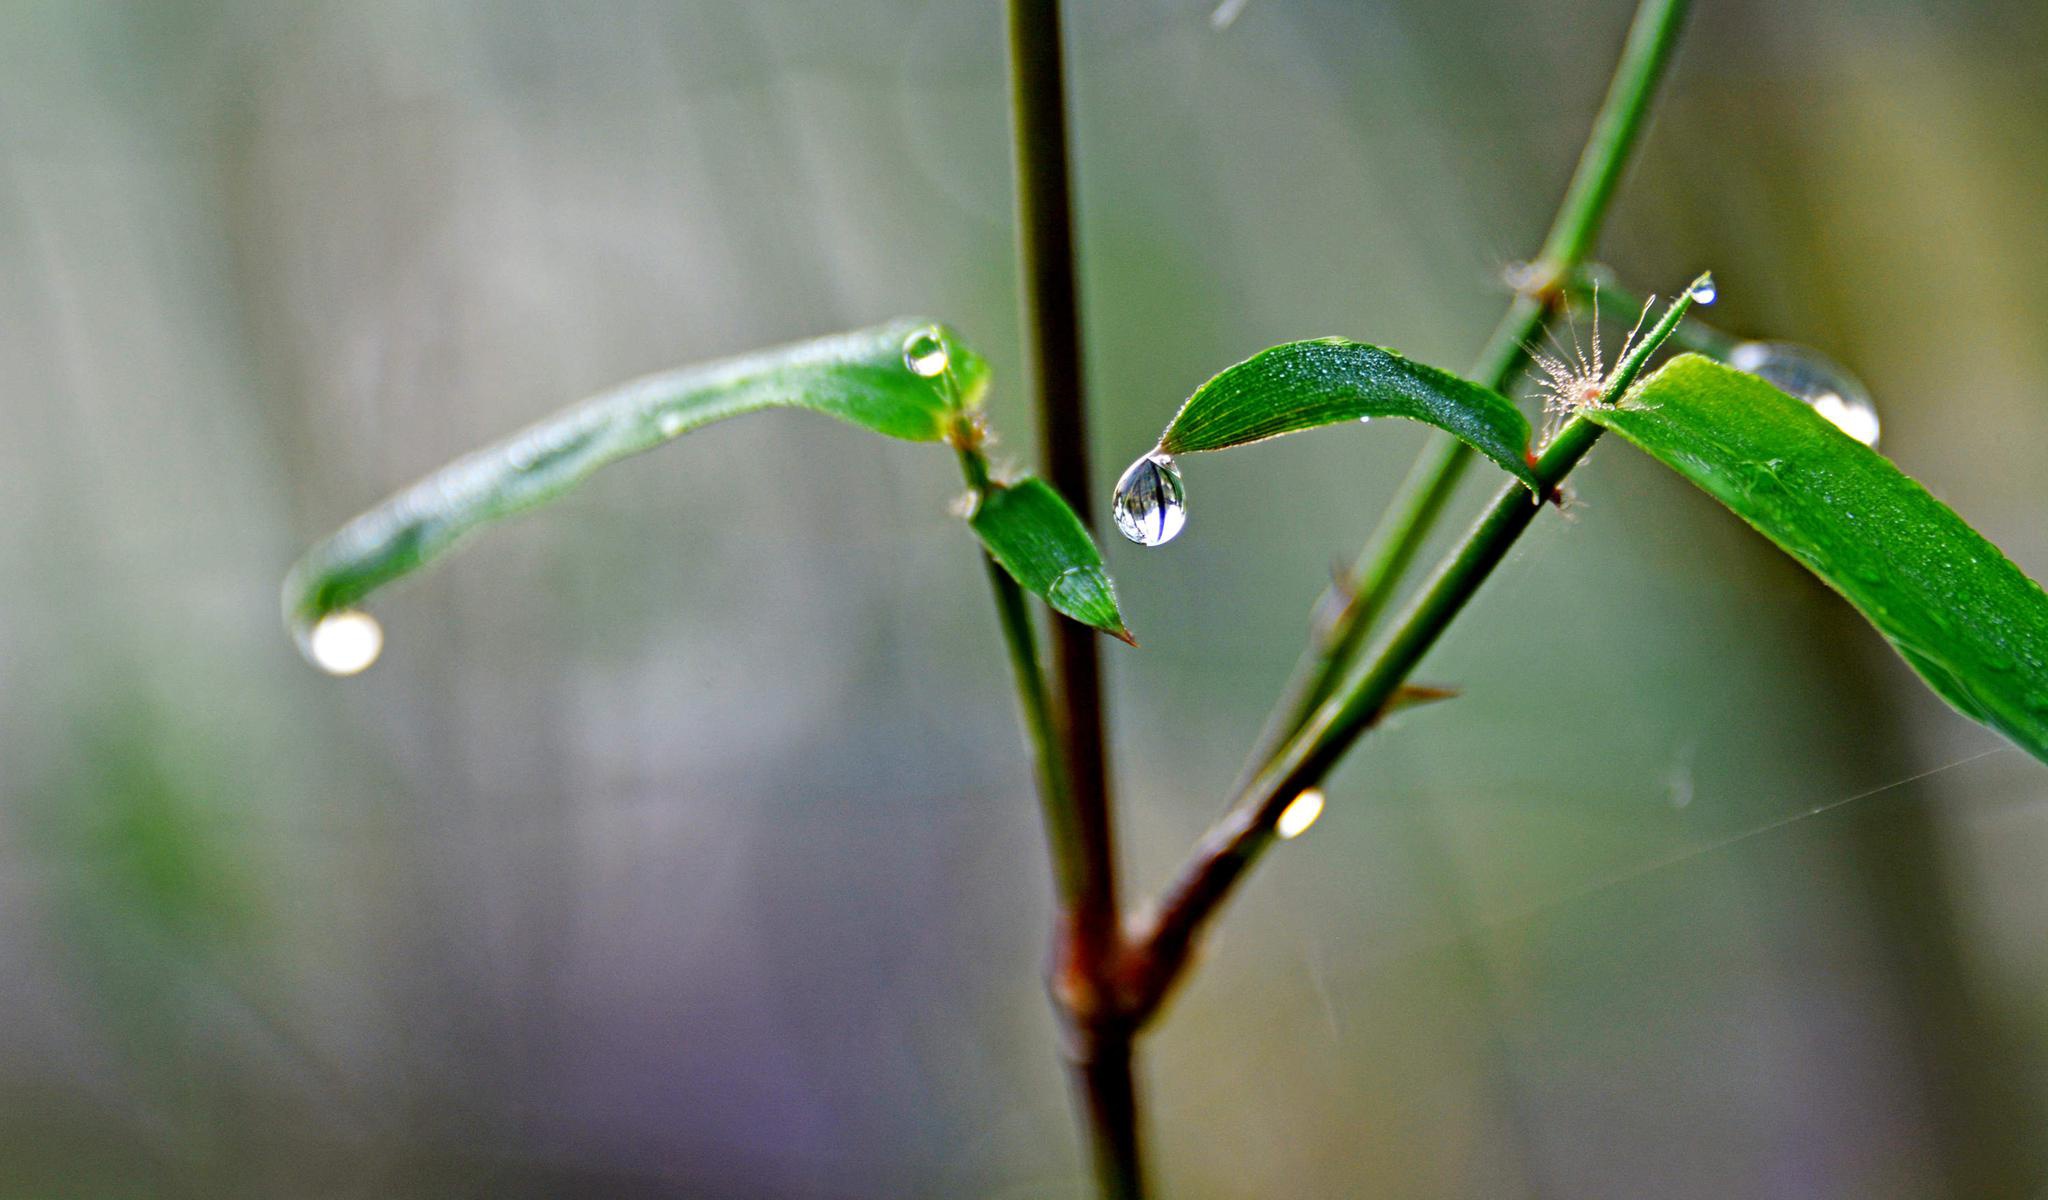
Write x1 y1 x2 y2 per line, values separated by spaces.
1686 273 1717 305
1111 451 1187 547
657 409 687 438
902 326 950 378
305 610 383 676
1729 341 1880 447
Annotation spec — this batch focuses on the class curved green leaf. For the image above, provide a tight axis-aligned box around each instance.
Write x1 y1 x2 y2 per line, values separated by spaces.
970 476 1133 644
284 319 985 643
1158 339 1539 491
1589 353 2048 762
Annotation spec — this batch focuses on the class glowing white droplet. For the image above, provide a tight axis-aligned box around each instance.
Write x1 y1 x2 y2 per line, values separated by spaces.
1686 273 1716 305
1111 452 1187 547
1729 341 1881 448
307 610 383 676
657 410 687 438
1276 788 1325 840
902 326 950 378
1811 391 1882 447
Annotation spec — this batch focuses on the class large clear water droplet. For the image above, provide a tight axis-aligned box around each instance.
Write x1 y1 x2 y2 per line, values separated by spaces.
1112 452 1187 547
1686 273 1717 305
305 610 383 676
902 326 949 378
1729 341 1880 447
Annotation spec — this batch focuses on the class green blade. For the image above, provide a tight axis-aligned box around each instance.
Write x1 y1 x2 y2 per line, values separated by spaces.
1158 339 1540 491
1588 353 2048 763
969 476 1133 644
284 319 986 644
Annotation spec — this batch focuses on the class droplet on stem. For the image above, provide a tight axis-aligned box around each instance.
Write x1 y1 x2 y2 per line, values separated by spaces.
1277 788 1325 840
1729 341 1880 447
305 610 383 676
1111 451 1187 547
1686 273 1717 305
902 326 950 378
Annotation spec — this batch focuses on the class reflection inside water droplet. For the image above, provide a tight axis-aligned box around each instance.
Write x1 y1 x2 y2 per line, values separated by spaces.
1729 341 1881 448
1687 273 1717 305
657 410 687 438
1277 788 1325 839
306 610 383 676
902 326 950 378
1111 452 1186 546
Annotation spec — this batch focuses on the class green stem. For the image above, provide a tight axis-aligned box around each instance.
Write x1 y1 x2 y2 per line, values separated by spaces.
1241 0 1691 776
1132 288 1701 1019
1005 2 1142 1195
957 442 1081 901
1533 0 1692 274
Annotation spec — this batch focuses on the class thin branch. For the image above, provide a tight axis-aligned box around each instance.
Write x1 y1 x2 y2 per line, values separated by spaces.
1127 288 1703 1020
1006 0 1121 970
956 441 1083 901
1005 2 1142 1196
1239 0 1692 780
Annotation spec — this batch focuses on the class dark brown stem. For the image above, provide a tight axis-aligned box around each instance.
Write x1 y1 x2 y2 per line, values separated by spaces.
1006 1 1141 1195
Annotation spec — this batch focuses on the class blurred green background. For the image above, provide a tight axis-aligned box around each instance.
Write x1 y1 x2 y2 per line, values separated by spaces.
4 1 2048 1196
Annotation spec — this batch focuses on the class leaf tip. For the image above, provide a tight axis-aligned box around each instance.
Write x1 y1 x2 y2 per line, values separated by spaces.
1382 683 1460 718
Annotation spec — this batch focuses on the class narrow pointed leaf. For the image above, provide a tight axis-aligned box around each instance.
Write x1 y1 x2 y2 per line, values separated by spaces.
1159 339 1540 491
970 476 1133 643
1588 353 2048 763
283 319 985 641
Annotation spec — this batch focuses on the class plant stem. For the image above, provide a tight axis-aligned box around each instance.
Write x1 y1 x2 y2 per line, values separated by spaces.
1130 288 1701 1018
1005 2 1141 1195
1241 0 1691 776
957 444 1085 901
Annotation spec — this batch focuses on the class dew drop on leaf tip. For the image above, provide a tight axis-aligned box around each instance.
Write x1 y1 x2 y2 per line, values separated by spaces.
902 326 949 378
1686 273 1717 305
305 610 383 676
1111 452 1187 547
1729 341 1880 448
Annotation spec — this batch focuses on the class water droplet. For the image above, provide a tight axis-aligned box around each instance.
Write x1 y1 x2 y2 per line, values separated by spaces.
1276 788 1325 840
657 409 687 438
1729 341 1880 448
1357 415 1373 425
902 326 949 378
305 610 383 676
1686 273 1716 305
1111 452 1187 547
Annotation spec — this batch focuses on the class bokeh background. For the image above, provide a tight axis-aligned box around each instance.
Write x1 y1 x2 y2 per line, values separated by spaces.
5 0 2048 1196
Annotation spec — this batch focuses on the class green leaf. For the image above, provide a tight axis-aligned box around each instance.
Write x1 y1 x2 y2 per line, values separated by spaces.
1158 339 1540 491
283 319 985 644
970 476 1134 644
1588 353 2048 763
